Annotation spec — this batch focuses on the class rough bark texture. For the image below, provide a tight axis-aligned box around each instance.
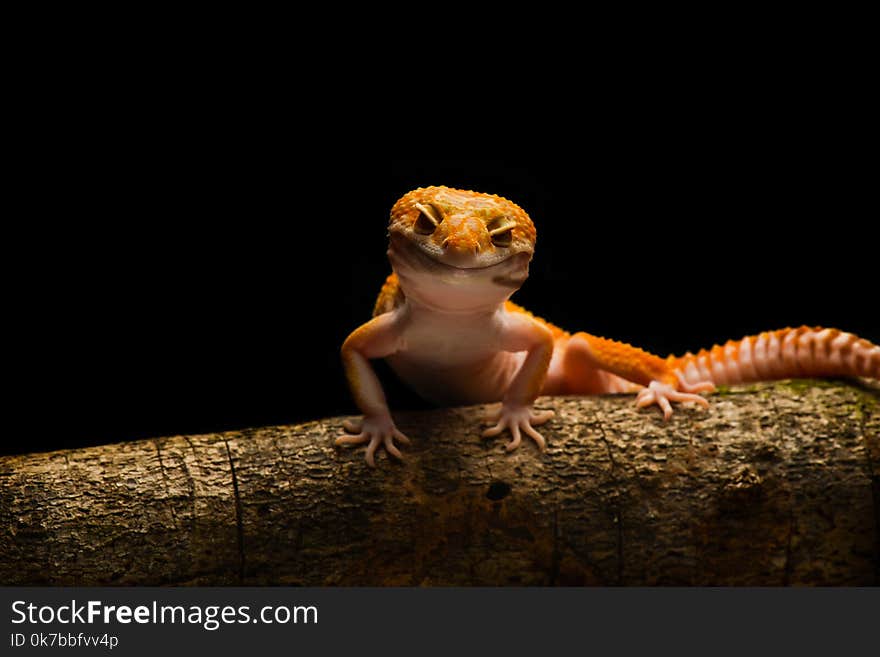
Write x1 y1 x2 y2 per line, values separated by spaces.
1 381 878 586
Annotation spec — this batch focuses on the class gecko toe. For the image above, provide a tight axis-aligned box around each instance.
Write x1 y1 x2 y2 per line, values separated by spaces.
393 429 412 445
657 396 674 420
635 391 656 408
336 433 369 446
365 437 381 467
482 423 506 439
384 436 403 459
522 423 547 451
342 419 362 433
531 409 555 425
505 424 522 451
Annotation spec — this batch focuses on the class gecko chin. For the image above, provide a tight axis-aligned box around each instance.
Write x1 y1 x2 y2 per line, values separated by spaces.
388 233 530 312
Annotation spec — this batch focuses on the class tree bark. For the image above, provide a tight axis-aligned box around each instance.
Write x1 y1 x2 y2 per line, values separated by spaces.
1 381 877 586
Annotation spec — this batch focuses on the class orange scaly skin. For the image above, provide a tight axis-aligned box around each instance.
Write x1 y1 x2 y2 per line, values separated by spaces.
339 186 880 466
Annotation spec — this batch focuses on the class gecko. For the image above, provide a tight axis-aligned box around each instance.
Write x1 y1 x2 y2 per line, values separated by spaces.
337 186 880 466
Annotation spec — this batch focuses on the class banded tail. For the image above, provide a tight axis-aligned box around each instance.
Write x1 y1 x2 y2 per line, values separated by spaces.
672 327 880 387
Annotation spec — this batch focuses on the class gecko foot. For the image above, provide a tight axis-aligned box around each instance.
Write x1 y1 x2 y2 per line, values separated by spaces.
635 376 715 420
482 404 554 452
335 416 411 467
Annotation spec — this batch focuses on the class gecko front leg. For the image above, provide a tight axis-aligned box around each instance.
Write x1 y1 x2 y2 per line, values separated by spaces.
482 312 555 451
337 313 410 466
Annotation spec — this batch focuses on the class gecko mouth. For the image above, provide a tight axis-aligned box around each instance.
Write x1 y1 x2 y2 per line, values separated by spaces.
388 233 529 287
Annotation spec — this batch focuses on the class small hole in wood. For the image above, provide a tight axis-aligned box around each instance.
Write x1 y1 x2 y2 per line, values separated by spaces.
486 481 511 501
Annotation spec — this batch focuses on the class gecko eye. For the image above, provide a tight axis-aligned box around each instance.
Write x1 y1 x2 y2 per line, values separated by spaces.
487 216 515 247
413 202 443 235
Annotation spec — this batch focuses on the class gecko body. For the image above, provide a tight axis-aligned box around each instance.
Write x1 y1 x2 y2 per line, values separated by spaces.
339 186 879 465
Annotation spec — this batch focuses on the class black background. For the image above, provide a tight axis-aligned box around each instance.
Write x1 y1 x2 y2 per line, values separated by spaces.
15 151 877 456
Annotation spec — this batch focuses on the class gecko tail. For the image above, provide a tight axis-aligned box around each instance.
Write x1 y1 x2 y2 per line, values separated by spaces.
671 327 880 386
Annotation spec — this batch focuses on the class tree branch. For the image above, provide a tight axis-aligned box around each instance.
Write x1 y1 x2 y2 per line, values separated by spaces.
1 381 877 585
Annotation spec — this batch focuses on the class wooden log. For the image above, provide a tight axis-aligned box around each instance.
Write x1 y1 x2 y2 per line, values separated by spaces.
1 381 877 586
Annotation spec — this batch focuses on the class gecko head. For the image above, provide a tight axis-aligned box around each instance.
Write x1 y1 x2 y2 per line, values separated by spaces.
389 186 536 267
386 186 536 311
388 187 535 310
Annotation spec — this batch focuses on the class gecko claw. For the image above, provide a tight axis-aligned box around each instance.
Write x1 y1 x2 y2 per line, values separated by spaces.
336 416 410 466
482 405 553 452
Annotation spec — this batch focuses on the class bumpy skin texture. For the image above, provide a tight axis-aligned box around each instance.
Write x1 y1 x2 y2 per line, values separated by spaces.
339 186 880 465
